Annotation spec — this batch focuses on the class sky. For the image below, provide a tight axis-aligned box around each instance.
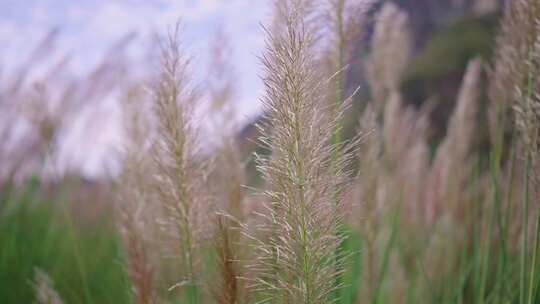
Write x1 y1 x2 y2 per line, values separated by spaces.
0 0 269 115
0 0 270 177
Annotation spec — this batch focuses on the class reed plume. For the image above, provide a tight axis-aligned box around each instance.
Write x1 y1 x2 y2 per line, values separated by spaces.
442 58 483 172
33 268 63 304
506 1 540 197
150 23 210 303
473 0 499 15
353 4 421 301
489 0 540 153
365 3 427 218
366 2 412 114
246 1 353 302
117 85 157 304
353 105 383 301
364 91 430 302
489 2 540 302
271 0 318 37
428 58 483 222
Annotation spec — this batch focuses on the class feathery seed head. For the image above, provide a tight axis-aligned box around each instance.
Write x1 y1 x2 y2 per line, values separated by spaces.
367 3 412 113
247 2 354 302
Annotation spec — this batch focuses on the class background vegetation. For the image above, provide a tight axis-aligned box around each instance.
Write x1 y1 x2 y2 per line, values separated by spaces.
1 0 539 303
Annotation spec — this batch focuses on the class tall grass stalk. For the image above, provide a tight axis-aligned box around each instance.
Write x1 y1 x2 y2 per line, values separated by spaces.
372 207 399 304
247 1 353 302
151 23 210 304
61 198 93 304
520 156 530 304
489 0 540 300
518 45 539 304
321 2 367 301
490 111 510 302
117 86 156 304
528 207 540 304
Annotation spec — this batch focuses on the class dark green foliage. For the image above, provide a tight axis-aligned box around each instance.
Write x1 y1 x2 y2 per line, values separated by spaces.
335 226 362 304
399 13 499 152
401 13 497 106
403 13 499 94
0 180 130 304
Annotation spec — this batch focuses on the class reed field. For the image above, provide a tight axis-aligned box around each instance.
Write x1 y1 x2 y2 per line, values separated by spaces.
1 0 539 303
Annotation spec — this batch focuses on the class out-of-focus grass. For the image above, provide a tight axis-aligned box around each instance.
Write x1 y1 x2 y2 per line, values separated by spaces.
0 179 130 304
336 227 362 304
